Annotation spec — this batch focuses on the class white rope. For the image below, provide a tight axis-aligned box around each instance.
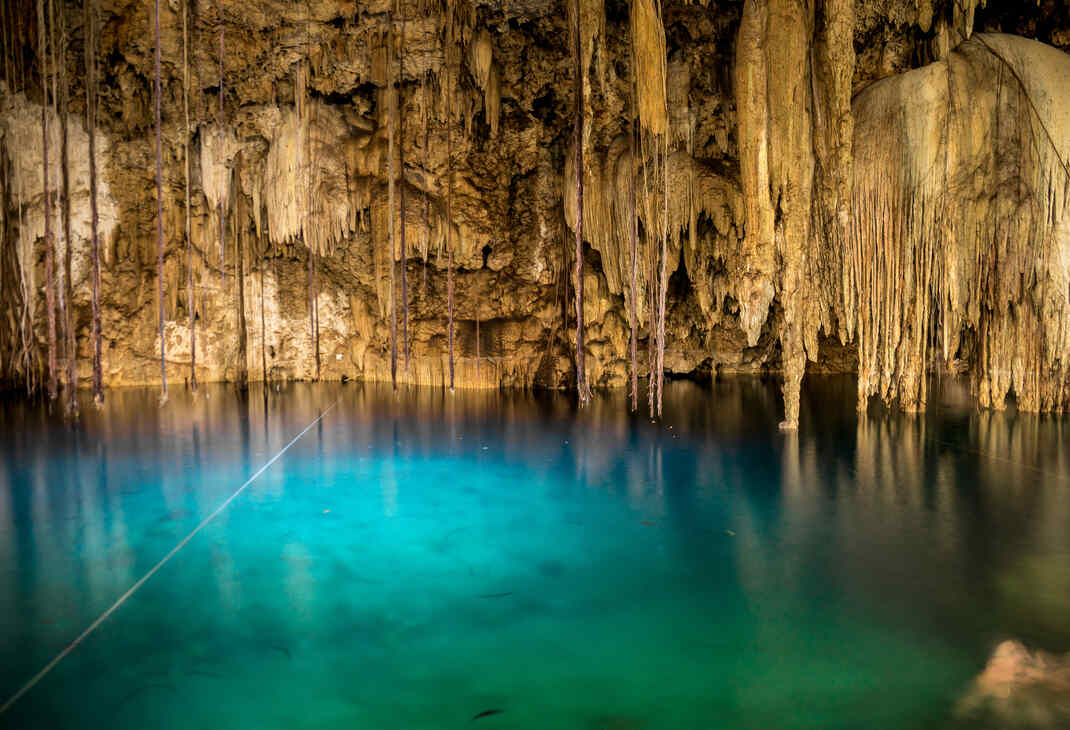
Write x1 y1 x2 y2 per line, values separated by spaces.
0 396 341 716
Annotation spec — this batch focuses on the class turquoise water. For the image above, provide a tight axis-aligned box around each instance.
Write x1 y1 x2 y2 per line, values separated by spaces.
1 377 1068 729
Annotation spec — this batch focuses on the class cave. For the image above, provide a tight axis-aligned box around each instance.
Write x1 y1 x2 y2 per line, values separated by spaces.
1 0 1070 727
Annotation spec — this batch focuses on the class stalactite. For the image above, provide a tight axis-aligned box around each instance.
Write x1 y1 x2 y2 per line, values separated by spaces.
571 0 591 406
642 1 669 418
86 0 102 405
312 201 320 381
270 85 279 353
0 0 9 93
0 139 14 384
637 126 658 418
387 14 398 390
846 34 1070 415
1 148 8 380
560 209 568 363
305 2 320 381
293 60 308 369
4 1 12 92
399 8 409 374
646 228 656 417
37 0 55 401
217 0 225 292
628 52 639 413
235 155 248 391
21 2 30 91
733 1 778 343
154 0 167 403
631 0 666 137
3 127 36 392
656 137 668 417
58 0 75 417
421 73 430 299
729 0 823 428
47 0 62 364
468 30 500 139
446 6 455 392
182 0 196 392
17 1 26 92
259 234 267 385
616 0 669 416
8 0 20 93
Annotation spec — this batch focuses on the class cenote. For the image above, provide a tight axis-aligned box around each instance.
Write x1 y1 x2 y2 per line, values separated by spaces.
4 0 1070 727
1 377 1069 729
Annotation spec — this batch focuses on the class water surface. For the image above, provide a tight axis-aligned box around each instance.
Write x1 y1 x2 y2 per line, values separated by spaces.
1 377 1068 729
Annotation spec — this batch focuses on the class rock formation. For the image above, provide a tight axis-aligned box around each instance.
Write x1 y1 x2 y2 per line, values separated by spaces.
958 640 1070 728
0 0 1068 425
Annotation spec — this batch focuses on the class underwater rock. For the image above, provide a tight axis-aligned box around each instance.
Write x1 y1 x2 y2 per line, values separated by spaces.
998 554 1070 643
957 640 1070 728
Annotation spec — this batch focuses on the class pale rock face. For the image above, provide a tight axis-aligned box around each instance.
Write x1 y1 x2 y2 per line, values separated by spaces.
160 268 354 385
1 93 120 304
1 0 1070 427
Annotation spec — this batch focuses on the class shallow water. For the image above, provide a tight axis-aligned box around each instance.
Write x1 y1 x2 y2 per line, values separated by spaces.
1 377 1068 729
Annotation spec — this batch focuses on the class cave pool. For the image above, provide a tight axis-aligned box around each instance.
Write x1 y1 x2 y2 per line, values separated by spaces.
1 377 1068 729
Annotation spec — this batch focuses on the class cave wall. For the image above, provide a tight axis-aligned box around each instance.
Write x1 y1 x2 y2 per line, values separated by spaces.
0 0 1068 425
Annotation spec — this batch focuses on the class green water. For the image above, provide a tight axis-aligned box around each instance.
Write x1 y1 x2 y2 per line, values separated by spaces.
1 377 1068 729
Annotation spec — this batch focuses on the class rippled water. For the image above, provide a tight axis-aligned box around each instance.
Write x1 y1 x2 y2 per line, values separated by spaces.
1 377 1068 729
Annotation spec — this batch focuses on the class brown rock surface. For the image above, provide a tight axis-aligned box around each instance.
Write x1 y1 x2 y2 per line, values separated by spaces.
0 0 1068 424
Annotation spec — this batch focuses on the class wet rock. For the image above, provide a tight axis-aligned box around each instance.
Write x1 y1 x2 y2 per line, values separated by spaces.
957 640 1070 728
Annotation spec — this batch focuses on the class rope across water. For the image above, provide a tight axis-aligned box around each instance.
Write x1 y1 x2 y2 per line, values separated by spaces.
0 396 341 716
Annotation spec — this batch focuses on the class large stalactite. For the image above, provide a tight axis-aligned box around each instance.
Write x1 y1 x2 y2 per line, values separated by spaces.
848 33 1070 414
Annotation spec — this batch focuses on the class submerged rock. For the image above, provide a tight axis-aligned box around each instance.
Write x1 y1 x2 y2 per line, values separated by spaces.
957 640 1070 728
999 554 1070 643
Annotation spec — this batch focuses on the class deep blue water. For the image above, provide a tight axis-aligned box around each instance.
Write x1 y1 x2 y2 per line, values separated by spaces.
0 377 1068 729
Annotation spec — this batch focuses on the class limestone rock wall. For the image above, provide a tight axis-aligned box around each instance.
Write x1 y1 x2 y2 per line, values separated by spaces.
0 0 1068 425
